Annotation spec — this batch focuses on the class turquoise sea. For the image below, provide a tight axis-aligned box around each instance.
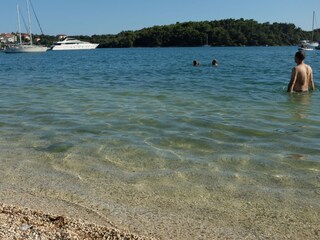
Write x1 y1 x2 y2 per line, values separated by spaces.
0 47 320 239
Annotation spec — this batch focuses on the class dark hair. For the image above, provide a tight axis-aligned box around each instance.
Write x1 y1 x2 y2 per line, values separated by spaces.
295 51 305 61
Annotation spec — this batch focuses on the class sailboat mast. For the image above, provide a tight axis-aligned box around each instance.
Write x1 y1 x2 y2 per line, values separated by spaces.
26 0 33 45
17 3 22 44
311 11 315 42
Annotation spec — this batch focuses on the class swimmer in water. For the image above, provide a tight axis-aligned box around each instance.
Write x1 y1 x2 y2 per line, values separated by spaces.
193 60 200 66
287 51 314 92
212 59 218 66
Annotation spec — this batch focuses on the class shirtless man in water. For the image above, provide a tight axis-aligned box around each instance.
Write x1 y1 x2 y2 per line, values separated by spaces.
287 51 315 92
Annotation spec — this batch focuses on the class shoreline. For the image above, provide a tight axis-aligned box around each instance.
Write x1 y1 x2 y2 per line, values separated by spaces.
2 189 320 239
0 202 156 240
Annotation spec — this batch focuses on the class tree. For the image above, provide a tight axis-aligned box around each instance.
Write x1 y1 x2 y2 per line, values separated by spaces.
35 19 310 48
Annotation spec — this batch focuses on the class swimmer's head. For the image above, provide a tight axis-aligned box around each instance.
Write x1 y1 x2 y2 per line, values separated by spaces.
212 59 218 66
193 60 200 66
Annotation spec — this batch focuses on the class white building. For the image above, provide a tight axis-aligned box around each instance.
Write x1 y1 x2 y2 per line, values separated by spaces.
0 33 17 43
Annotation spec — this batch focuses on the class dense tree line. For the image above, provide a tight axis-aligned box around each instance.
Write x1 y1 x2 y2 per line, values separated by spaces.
37 18 316 48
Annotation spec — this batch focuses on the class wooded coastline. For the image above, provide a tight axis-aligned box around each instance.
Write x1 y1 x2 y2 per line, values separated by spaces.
5 18 319 48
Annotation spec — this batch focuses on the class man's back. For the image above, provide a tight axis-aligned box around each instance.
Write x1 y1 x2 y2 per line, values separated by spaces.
291 63 312 92
287 51 314 93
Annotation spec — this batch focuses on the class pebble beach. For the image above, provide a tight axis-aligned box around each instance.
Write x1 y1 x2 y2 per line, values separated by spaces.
1 199 320 240
0 203 155 240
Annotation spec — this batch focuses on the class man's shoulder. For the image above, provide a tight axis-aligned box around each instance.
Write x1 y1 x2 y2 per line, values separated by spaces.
302 63 313 72
295 64 309 70
292 65 299 72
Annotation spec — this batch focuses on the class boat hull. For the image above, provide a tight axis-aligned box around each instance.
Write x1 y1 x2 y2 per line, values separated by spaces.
50 43 99 51
4 44 48 53
308 42 319 48
298 47 314 51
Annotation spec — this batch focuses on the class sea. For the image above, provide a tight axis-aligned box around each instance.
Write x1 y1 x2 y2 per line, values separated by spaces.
0 47 320 239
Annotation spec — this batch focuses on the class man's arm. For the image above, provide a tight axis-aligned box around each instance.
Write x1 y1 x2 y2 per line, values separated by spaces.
287 68 297 92
308 67 315 91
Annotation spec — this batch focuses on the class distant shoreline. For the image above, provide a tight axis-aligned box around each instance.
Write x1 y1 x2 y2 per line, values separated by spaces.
1 19 315 48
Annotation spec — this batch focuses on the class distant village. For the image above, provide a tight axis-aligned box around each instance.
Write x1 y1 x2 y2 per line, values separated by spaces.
1 33 19 44
0 33 66 48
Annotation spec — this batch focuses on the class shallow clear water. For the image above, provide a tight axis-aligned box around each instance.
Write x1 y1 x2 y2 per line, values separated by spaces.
1 47 320 239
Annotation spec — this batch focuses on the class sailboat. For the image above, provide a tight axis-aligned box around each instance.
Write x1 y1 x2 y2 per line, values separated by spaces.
308 11 319 48
298 11 319 51
5 0 47 53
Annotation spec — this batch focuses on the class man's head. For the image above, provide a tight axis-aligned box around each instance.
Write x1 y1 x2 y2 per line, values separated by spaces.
295 51 305 63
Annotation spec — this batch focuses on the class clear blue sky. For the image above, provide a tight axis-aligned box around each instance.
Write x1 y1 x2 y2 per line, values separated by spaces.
1 0 319 36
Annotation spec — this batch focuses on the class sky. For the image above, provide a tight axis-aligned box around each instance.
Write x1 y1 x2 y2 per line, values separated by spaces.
0 0 319 36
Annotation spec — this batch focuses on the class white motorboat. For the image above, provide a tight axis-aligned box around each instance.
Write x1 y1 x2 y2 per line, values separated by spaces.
4 0 47 53
50 38 99 51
